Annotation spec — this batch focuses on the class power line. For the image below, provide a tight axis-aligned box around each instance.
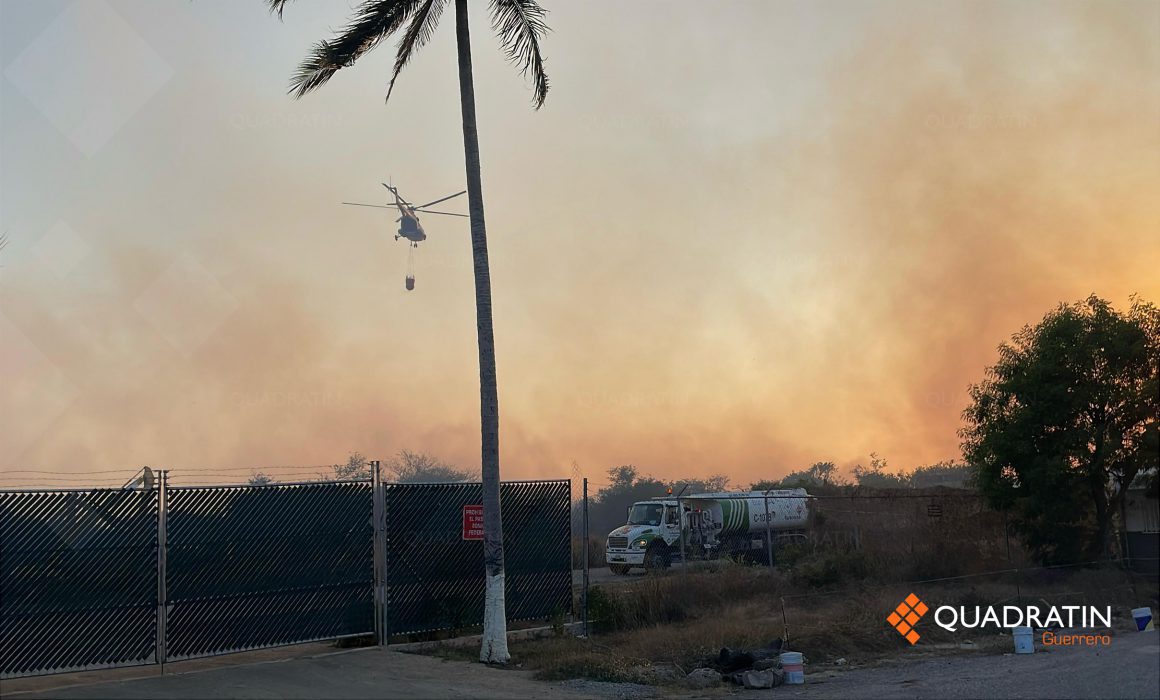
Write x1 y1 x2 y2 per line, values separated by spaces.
1 464 343 476
3 469 146 475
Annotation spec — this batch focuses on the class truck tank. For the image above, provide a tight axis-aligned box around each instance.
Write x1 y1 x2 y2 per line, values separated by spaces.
688 489 810 536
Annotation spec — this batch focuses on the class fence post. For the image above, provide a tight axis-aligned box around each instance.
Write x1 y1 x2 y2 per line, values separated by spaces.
1003 510 1022 604
781 596 789 645
582 478 589 638
764 490 774 571
372 460 387 645
1119 497 1132 568
156 469 168 673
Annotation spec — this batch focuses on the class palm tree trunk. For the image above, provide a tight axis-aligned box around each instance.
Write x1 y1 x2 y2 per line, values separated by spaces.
455 0 508 665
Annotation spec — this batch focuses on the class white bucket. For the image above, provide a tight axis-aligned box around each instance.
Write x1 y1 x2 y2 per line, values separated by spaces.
1132 607 1155 632
780 651 804 684
1013 626 1034 654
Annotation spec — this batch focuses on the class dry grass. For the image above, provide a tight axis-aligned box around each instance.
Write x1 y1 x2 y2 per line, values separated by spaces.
586 560 770 633
422 563 1157 685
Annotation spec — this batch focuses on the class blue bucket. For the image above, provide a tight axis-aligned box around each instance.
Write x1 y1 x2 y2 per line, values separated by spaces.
1013 626 1034 654
1132 607 1154 632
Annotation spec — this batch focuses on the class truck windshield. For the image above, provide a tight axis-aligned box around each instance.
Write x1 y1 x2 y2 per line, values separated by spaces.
627 503 663 526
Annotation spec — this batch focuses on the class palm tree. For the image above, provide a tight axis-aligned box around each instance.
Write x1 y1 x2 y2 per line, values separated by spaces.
267 0 549 664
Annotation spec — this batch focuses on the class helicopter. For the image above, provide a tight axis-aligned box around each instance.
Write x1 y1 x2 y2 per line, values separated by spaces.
343 184 468 291
343 183 467 245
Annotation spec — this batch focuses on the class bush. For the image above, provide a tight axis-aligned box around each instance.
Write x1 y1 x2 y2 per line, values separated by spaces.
782 549 871 589
775 541 813 570
906 542 967 580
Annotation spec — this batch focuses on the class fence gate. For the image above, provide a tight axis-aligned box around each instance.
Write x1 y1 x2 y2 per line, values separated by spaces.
383 480 572 636
164 481 374 660
1 489 159 677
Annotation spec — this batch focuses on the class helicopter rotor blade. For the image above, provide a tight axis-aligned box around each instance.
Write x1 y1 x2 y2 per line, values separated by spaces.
342 202 400 209
414 209 470 218
414 190 466 209
381 183 412 206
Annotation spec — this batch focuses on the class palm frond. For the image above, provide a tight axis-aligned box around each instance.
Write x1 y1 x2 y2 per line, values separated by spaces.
266 0 293 19
488 0 550 109
386 0 448 104
288 0 424 99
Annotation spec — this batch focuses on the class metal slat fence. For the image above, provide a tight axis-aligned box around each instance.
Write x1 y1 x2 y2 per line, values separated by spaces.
165 481 374 660
383 480 571 635
0 476 573 678
1 489 158 677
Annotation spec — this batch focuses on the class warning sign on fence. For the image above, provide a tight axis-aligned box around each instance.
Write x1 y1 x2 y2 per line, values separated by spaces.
462 505 484 540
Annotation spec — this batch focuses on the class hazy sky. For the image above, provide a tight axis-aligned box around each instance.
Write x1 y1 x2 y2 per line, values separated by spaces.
1 0 1157 488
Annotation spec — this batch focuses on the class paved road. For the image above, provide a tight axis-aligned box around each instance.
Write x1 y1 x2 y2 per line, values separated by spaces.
3 647 654 700
6 629 1155 699
573 566 639 587
781 631 1159 699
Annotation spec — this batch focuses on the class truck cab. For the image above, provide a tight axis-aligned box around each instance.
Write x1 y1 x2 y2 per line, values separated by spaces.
604 500 684 573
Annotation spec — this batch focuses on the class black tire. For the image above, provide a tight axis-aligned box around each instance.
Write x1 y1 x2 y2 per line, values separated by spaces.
609 564 630 575
644 545 671 571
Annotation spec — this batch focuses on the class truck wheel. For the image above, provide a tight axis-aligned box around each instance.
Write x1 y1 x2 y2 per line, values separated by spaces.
609 564 630 575
644 545 671 571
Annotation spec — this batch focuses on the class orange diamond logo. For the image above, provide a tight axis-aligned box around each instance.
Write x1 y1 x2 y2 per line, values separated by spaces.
888 593 928 644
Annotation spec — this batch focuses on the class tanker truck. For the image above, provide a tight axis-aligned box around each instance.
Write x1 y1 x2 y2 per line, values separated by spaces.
604 489 810 574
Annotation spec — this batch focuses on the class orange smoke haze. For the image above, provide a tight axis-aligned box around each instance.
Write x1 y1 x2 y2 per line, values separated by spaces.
1 1 1157 488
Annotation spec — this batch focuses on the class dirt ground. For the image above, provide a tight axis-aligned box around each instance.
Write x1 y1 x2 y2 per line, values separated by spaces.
4 631 1156 699
692 630 1160 699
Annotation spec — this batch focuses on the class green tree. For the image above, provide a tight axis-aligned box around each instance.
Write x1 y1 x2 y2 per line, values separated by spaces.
755 461 845 490
588 465 667 537
808 461 839 485
962 295 1159 563
674 474 731 493
852 453 908 488
908 461 972 488
268 0 550 664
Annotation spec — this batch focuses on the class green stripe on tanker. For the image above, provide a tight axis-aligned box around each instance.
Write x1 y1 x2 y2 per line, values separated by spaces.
719 499 751 533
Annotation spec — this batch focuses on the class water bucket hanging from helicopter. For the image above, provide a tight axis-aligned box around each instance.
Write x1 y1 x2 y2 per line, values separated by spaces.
340 182 469 293
405 243 416 291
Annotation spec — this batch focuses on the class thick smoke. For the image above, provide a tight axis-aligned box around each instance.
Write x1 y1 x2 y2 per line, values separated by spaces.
1 1 1156 487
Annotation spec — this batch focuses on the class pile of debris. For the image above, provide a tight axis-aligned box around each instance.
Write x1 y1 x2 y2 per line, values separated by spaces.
685 640 792 690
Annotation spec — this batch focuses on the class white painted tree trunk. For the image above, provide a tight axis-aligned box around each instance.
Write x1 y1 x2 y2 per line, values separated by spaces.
481 572 510 662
